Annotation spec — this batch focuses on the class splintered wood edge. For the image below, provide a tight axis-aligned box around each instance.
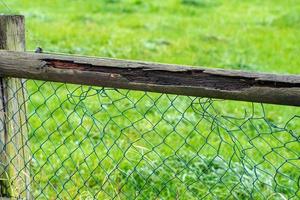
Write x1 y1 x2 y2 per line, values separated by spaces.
0 50 299 106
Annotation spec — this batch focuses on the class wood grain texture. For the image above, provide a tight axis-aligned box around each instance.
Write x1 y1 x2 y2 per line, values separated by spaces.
0 15 29 199
0 50 300 106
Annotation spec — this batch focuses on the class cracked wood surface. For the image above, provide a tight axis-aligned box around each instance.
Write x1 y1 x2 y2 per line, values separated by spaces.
0 16 29 199
0 50 299 106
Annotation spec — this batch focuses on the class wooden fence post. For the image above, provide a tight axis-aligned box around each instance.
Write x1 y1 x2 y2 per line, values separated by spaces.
0 15 29 199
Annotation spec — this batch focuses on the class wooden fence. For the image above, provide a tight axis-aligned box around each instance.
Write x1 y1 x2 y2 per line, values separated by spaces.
0 14 299 199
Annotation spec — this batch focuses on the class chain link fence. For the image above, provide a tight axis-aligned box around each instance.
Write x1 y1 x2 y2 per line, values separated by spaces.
0 79 299 199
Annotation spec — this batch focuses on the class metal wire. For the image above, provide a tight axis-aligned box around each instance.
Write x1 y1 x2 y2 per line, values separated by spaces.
0 79 299 199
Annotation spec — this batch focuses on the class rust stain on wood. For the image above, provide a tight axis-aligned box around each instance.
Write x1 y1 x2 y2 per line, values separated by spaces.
44 58 300 91
0 50 299 106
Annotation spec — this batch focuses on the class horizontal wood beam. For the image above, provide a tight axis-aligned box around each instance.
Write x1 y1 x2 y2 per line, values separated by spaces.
0 50 299 106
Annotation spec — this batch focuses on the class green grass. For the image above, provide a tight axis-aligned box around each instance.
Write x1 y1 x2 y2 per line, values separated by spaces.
25 83 300 199
2 0 300 74
1 0 300 199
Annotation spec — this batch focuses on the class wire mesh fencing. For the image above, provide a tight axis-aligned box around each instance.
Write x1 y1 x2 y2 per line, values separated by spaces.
0 79 299 199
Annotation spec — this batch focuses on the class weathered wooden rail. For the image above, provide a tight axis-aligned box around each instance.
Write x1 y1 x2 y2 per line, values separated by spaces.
0 50 300 106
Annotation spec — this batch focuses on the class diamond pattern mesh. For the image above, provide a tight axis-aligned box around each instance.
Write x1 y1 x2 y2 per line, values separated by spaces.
0 79 299 199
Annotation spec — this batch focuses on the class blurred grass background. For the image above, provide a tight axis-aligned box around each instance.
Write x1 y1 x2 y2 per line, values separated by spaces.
2 0 300 73
1 0 300 199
